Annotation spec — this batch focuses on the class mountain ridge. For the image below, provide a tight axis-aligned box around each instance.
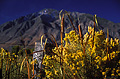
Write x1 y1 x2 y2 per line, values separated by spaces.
0 8 120 50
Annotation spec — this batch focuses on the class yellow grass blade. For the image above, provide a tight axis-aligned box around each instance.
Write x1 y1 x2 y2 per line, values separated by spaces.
94 14 100 31
95 15 98 27
59 9 63 21
41 34 44 48
41 33 48 48
20 57 26 72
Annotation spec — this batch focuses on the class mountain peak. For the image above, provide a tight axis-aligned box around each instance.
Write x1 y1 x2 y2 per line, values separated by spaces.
0 8 120 50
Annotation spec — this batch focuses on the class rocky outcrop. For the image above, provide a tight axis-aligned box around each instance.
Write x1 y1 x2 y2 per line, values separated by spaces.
0 8 120 50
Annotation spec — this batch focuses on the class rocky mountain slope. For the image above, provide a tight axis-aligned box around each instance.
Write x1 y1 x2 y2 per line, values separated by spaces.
0 8 120 49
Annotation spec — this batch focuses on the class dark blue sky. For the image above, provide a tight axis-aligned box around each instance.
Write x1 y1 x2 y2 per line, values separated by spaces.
0 0 120 24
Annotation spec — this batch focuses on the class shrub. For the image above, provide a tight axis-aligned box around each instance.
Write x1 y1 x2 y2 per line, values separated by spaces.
43 15 120 79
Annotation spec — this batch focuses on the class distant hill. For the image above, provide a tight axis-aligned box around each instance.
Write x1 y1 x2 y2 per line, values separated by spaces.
0 8 120 49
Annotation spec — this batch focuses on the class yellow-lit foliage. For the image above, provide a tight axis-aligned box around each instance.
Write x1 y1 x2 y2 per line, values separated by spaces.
43 26 120 79
0 48 34 79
